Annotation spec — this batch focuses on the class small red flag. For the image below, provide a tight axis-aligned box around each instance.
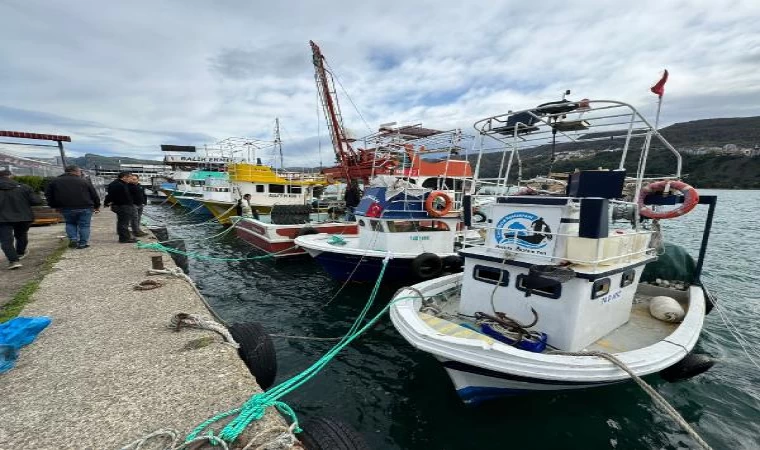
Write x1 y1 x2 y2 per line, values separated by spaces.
650 69 669 97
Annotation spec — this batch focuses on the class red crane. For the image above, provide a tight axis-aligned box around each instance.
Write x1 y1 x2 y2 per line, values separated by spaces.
310 41 397 183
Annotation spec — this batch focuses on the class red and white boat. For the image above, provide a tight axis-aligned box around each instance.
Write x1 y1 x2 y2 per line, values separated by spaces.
233 208 357 257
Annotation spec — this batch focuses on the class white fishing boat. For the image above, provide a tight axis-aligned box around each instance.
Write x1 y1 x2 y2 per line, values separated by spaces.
390 98 717 404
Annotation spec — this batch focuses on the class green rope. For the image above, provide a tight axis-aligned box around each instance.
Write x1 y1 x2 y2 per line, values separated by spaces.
186 256 398 445
327 235 347 246
135 241 286 261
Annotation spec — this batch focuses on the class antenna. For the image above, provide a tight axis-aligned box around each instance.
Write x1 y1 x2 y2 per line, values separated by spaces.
562 89 571 100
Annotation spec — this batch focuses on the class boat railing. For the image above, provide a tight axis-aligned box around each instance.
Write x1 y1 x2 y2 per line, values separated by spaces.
471 100 683 191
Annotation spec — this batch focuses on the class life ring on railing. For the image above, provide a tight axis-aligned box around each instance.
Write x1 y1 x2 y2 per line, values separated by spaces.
638 180 699 219
425 191 453 217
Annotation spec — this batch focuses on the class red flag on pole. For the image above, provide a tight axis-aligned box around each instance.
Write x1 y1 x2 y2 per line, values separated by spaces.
650 69 669 97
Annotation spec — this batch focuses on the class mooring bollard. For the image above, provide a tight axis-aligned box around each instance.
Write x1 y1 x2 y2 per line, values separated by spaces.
151 255 165 270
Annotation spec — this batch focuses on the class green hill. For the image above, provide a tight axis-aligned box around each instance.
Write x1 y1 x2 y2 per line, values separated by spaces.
70 153 162 169
467 116 760 189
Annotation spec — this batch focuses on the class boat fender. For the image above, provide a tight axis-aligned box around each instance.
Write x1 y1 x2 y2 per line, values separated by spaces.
649 295 686 323
659 353 715 382
298 416 370 450
472 211 487 224
297 226 319 237
638 180 699 219
425 191 453 217
228 322 277 390
411 253 443 279
442 255 464 272
649 296 685 323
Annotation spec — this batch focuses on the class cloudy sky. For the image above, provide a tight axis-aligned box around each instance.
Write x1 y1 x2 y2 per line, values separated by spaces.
1 0 759 166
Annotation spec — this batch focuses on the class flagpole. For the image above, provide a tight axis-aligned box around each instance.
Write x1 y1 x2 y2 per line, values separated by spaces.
654 95 664 130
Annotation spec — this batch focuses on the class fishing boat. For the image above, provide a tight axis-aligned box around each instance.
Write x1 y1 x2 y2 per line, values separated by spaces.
390 98 717 404
295 176 471 282
171 170 228 216
233 206 358 257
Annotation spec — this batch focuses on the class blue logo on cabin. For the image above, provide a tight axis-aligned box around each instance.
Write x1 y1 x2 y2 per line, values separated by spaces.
494 212 553 249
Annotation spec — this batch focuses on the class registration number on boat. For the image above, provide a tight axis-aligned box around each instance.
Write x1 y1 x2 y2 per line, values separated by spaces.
410 236 430 241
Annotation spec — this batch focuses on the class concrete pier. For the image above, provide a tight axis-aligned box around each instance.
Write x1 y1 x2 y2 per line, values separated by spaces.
0 213 288 449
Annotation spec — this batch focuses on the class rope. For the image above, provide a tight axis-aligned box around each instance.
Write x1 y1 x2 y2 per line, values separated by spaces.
552 350 712 449
119 423 299 450
136 241 298 261
147 267 228 326
185 255 395 445
168 312 239 348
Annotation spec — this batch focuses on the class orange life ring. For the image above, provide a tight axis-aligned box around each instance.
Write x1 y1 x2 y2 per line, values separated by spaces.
425 191 453 217
638 180 699 219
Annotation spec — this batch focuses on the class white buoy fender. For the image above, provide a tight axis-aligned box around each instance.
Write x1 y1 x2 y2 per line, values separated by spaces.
649 296 685 323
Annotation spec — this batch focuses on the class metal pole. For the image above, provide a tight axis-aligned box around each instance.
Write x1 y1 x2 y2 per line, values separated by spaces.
654 95 664 130
57 140 68 168
693 195 717 284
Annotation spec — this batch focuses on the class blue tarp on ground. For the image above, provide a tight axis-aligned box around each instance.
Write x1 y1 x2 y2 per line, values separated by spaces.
0 317 52 374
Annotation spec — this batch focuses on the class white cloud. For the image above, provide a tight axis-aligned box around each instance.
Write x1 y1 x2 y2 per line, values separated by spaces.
1 0 758 166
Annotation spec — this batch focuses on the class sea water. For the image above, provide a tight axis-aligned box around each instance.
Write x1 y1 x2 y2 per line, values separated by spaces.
146 189 760 450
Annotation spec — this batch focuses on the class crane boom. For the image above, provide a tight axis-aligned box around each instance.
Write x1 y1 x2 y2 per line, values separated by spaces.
310 40 355 181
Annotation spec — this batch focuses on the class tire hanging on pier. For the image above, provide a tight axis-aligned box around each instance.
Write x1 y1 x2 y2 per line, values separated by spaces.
299 417 370 450
228 322 277 390
411 253 443 279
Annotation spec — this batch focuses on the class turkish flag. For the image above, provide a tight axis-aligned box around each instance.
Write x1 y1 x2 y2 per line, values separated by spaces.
650 70 669 97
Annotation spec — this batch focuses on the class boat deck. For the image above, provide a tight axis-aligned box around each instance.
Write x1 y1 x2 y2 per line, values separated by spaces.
587 294 679 353
420 284 685 354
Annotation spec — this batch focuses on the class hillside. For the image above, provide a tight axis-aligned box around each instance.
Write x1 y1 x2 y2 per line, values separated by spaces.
70 153 162 169
468 116 760 189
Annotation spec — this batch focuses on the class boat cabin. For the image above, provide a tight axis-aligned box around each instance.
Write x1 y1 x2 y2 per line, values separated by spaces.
354 181 459 254
459 171 655 352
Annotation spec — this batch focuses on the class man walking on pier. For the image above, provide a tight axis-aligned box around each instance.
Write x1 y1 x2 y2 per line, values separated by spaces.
0 169 42 269
127 175 148 237
45 165 101 249
104 171 136 243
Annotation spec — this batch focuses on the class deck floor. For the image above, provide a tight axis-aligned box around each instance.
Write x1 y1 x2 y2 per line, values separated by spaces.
587 295 679 353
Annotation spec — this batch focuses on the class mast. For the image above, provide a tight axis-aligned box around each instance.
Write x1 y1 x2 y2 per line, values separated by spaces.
310 40 355 182
274 117 283 170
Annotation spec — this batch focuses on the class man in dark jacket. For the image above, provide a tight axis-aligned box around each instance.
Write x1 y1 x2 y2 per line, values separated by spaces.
343 179 363 221
103 171 135 243
45 165 101 249
0 169 42 269
127 174 148 237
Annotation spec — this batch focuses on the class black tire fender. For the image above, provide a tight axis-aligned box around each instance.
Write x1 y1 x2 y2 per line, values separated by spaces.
441 255 464 272
228 322 277 390
298 226 319 237
299 417 370 450
410 253 443 279
659 352 714 382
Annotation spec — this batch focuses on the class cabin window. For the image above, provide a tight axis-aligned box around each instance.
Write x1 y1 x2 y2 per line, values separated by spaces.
370 220 384 232
620 270 636 288
269 184 285 193
256 184 265 193
386 221 419 232
473 265 509 286
516 274 562 299
592 278 611 299
289 186 302 194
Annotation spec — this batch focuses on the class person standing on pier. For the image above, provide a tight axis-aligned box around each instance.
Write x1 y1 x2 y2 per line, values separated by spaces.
45 165 101 249
127 175 148 237
344 179 362 221
104 171 136 243
0 169 42 269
